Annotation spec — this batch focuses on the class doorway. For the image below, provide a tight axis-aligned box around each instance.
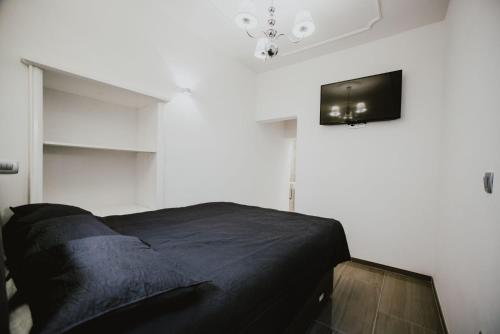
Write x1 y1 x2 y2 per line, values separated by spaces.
284 120 297 212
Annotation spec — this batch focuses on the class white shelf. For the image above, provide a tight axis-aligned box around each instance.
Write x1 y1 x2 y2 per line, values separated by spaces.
43 141 156 153
27 61 165 211
89 204 152 217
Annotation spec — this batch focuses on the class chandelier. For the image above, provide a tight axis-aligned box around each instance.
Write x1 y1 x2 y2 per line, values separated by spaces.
234 0 316 60
329 86 368 121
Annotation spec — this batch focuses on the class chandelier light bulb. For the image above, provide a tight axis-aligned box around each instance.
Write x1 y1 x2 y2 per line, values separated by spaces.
235 0 258 30
292 10 316 38
355 102 367 113
329 106 341 117
254 38 269 60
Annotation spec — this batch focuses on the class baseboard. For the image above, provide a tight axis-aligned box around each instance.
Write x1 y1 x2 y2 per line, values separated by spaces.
350 257 432 281
350 257 448 334
431 278 449 334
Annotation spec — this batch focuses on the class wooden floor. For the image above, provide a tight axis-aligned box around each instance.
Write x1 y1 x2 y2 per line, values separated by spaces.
307 261 444 334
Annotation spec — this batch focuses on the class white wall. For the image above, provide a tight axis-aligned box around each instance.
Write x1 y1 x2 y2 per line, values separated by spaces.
0 0 288 214
435 1 500 333
43 147 138 210
257 23 446 275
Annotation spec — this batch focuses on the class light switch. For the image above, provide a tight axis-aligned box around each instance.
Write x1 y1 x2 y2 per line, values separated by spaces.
484 172 494 194
0 160 18 174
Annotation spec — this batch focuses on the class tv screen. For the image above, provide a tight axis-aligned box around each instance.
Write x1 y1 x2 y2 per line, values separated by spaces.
320 70 402 125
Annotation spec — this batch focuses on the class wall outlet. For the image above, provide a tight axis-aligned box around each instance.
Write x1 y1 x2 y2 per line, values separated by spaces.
0 160 19 174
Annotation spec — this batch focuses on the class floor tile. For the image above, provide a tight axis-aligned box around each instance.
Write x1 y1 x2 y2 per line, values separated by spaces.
340 262 385 287
333 262 346 289
306 321 339 334
317 262 383 334
411 324 439 334
373 312 437 334
378 272 442 332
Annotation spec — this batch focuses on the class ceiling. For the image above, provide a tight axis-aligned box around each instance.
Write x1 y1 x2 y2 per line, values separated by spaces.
165 0 449 72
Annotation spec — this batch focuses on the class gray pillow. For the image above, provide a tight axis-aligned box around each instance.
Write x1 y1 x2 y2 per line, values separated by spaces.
16 235 205 334
4 214 116 274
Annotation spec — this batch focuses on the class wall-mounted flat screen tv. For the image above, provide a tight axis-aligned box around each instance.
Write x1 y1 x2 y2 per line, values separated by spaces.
320 70 402 125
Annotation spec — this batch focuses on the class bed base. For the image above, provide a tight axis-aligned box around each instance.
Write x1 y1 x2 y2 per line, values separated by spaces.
0 228 333 334
285 268 333 334
240 268 333 334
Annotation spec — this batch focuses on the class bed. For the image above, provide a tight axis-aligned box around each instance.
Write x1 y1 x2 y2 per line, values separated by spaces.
1 202 350 334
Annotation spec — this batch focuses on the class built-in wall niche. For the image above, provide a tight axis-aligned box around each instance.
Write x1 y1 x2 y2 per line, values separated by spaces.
43 88 158 153
25 59 168 216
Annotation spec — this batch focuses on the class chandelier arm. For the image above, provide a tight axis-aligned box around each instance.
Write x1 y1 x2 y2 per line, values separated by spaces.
277 33 302 44
247 30 269 40
246 30 257 39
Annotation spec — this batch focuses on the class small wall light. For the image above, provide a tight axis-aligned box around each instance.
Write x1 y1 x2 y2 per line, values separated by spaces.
178 88 192 95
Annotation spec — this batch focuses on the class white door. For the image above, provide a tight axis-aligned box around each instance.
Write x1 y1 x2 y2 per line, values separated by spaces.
288 139 296 212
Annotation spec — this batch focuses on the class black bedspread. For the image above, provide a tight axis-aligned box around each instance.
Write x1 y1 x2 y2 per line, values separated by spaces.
99 202 350 334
